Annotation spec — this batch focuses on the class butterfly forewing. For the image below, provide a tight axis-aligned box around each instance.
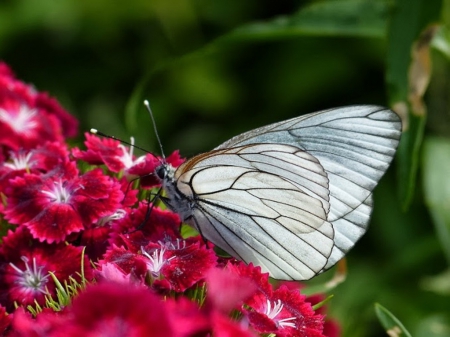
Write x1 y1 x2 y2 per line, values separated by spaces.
161 105 401 280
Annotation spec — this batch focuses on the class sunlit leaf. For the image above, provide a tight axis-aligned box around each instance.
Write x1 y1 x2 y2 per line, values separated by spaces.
422 137 450 264
226 0 388 40
127 0 391 126
386 0 442 209
375 303 412 337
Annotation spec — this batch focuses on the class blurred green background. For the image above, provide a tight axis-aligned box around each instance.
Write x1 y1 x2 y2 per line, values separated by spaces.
2 0 450 336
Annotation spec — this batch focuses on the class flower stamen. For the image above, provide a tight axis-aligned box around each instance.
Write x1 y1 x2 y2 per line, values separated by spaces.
142 246 175 278
265 299 297 329
9 256 50 295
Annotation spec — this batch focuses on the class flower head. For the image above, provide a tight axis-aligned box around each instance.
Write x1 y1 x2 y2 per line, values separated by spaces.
0 62 77 151
4 162 124 243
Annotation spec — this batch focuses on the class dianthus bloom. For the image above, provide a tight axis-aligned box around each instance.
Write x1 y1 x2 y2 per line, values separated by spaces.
0 61 337 337
0 61 77 152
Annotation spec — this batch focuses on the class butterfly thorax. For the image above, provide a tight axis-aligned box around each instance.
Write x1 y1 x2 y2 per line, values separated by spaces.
155 163 195 224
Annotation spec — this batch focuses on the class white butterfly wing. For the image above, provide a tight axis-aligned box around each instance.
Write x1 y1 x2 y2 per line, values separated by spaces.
216 105 401 219
173 144 334 280
215 105 401 273
166 105 401 280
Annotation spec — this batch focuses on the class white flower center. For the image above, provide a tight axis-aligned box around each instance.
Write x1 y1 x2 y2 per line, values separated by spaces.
0 104 38 133
9 256 50 294
4 151 34 170
97 209 127 226
42 180 72 203
142 246 175 278
264 299 297 329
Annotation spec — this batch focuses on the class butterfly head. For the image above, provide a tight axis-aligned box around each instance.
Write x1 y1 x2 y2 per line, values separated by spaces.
155 164 168 180
155 163 176 186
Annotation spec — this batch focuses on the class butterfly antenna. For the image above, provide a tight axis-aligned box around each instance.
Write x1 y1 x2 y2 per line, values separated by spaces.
90 129 152 154
144 100 166 160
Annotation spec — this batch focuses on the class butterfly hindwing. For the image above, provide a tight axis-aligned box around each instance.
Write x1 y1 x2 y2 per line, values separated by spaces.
174 144 335 280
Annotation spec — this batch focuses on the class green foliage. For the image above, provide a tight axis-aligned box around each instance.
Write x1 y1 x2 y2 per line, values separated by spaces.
2 0 450 336
375 303 412 337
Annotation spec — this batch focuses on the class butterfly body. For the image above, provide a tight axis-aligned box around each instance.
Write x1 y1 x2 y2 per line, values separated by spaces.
156 105 401 280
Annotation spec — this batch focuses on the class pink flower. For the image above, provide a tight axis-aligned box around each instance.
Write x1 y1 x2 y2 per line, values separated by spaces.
130 150 184 188
0 60 332 337
205 267 257 314
4 161 124 243
0 62 77 151
0 227 92 309
73 133 184 188
0 142 70 188
60 282 174 337
9 308 66 337
0 304 12 334
10 283 176 337
0 62 14 77
144 239 217 292
95 262 134 284
100 245 149 283
109 202 182 251
229 262 325 337
165 297 211 336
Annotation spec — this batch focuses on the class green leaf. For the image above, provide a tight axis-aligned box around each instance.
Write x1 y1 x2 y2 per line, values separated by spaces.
386 0 443 209
227 0 388 40
432 26 450 60
422 137 450 264
126 0 391 127
396 111 427 209
375 303 412 337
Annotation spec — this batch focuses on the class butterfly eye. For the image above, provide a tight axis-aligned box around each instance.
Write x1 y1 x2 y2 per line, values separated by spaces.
155 165 167 180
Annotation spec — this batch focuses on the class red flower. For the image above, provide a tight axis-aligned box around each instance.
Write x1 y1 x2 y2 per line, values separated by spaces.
143 239 217 292
130 150 184 188
281 282 342 337
10 283 176 337
95 262 135 285
205 267 257 314
61 283 174 337
0 62 14 78
0 142 70 187
73 132 184 188
0 304 12 335
306 293 341 337
229 262 325 337
210 311 257 337
109 202 182 251
9 308 66 337
0 98 64 151
4 162 124 243
0 227 92 309
0 62 77 151
165 297 211 336
100 245 149 283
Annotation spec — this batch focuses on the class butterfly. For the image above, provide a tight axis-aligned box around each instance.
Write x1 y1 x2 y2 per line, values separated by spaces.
155 105 402 280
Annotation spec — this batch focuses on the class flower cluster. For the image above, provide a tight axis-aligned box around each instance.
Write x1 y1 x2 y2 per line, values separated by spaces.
0 62 339 337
